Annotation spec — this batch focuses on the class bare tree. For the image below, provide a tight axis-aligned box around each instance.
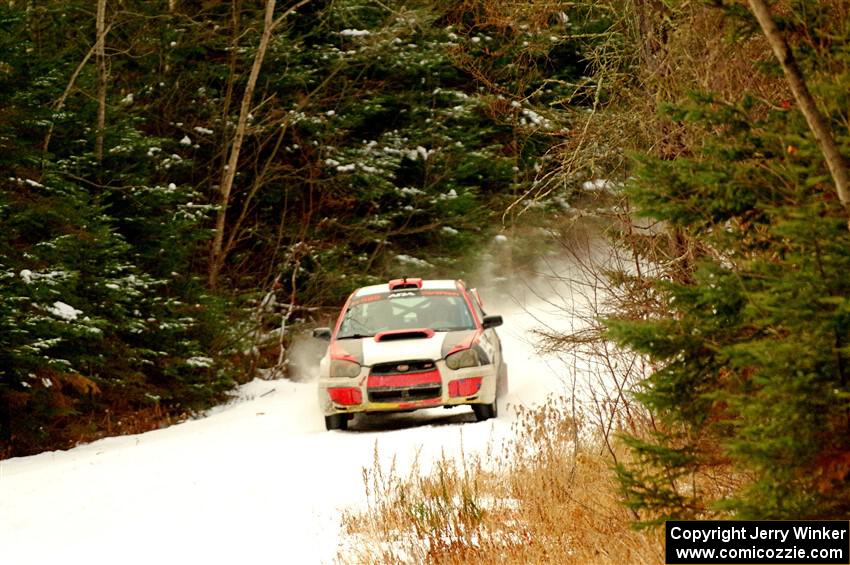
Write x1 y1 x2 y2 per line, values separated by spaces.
43 31 105 157
748 0 850 229
95 0 107 163
209 0 313 288
217 66 342 279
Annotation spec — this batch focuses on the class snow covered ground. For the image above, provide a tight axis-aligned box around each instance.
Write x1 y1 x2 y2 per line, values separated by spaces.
0 281 589 565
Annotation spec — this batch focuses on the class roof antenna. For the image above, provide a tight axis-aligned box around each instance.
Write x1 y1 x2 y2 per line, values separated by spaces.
402 275 408 283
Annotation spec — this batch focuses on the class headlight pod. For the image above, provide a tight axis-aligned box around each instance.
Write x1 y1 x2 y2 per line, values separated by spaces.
330 358 361 378
445 348 480 370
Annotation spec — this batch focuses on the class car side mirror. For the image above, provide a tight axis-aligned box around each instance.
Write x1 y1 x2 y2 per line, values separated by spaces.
481 315 503 329
312 327 332 340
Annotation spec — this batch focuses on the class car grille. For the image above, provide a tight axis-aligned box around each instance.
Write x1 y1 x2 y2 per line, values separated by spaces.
370 359 437 375
367 359 442 403
368 384 442 403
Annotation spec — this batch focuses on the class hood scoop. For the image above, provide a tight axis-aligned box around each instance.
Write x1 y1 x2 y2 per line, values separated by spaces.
374 328 435 342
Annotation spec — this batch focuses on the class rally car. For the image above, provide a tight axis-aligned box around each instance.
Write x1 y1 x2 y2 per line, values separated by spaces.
313 278 506 430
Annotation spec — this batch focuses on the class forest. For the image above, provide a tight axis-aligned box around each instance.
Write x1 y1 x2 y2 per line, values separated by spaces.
2 0 850 551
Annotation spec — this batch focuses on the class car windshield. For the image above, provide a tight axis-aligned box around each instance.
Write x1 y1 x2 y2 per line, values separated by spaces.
336 291 475 338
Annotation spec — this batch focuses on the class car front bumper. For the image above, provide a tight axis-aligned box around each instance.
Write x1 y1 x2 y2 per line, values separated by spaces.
317 359 499 417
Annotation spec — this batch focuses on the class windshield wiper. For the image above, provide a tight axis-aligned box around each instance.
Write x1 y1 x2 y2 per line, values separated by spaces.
337 333 373 339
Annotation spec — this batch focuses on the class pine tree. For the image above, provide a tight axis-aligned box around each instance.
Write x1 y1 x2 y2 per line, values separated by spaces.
607 2 850 521
0 2 232 455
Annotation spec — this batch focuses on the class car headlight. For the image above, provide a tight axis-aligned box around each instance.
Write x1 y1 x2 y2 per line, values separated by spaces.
330 359 361 378
445 348 480 370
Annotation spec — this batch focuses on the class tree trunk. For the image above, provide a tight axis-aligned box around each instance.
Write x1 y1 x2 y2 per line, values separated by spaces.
209 0 277 288
208 0 312 288
219 66 341 267
748 0 850 229
218 0 242 171
95 0 107 164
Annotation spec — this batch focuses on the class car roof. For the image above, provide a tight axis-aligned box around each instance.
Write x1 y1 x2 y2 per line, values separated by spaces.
354 279 460 297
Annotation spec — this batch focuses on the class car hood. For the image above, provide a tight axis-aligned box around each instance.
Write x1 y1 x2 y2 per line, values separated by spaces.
333 330 476 365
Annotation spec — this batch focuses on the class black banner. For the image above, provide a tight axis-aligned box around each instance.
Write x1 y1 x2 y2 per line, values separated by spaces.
666 521 849 564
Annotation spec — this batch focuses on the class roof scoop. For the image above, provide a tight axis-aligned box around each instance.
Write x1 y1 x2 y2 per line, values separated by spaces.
374 328 435 342
388 277 423 291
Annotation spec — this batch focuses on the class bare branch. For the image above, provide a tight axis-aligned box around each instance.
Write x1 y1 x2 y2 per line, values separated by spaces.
209 0 313 288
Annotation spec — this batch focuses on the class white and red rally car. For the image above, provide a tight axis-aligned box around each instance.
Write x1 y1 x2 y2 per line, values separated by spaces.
313 278 506 430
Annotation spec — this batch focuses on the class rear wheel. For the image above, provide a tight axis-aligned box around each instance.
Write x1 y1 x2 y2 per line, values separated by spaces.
472 402 497 422
324 414 349 431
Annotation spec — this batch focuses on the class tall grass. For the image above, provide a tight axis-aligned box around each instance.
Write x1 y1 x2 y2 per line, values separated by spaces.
337 397 664 564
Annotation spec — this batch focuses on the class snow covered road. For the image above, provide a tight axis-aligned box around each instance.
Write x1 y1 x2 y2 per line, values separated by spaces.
0 291 580 565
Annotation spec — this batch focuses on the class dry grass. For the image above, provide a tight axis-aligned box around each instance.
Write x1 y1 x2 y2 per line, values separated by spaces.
337 397 664 565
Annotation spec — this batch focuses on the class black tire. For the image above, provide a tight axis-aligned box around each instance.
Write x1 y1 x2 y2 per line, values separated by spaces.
472 402 497 422
324 413 348 431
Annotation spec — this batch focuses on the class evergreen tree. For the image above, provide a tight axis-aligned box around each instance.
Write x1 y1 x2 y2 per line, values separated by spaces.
0 2 231 455
608 2 850 521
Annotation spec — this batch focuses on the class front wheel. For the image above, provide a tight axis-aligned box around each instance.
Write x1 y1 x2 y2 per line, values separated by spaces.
472 402 497 422
324 414 348 431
